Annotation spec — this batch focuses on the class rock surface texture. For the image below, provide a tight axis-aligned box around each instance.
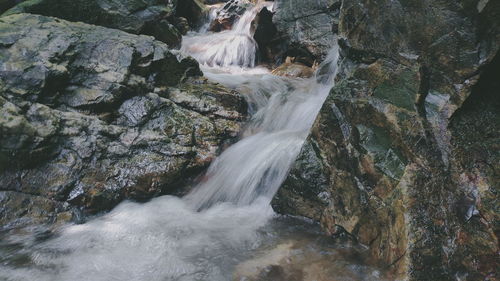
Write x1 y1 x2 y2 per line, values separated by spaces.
0 13 246 229
1 0 190 47
273 0 500 280
271 0 340 65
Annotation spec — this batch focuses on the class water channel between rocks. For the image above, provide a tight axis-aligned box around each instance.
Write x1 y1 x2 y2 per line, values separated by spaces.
0 2 388 281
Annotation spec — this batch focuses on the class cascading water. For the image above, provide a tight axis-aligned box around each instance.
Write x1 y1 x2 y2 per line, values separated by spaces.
0 3 387 281
182 1 339 210
184 54 339 210
181 1 272 68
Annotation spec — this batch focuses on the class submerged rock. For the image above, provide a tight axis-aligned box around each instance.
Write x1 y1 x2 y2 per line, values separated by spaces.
273 0 500 280
0 14 246 229
2 0 182 47
234 238 386 281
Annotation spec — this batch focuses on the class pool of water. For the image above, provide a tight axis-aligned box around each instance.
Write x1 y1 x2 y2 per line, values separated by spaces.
0 196 387 281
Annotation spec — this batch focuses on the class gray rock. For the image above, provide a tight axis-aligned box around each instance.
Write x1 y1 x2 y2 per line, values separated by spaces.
0 14 246 228
2 0 182 47
273 0 340 63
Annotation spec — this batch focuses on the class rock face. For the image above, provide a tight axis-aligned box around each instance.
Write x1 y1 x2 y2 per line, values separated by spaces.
0 13 246 229
2 0 183 47
271 0 340 65
273 0 500 280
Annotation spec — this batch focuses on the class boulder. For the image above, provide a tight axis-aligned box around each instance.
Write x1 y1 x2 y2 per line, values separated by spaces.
176 0 209 28
273 0 500 280
0 13 247 229
2 0 182 47
209 0 252 32
271 61 314 78
172 16 191 35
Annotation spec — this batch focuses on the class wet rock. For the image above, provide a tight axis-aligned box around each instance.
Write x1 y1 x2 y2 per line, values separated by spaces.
176 0 209 28
0 191 72 229
272 0 340 64
209 0 252 32
271 61 314 78
2 0 182 47
0 14 247 228
172 16 191 35
142 19 182 49
234 239 386 281
203 0 228 4
274 0 500 280
253 6 279 64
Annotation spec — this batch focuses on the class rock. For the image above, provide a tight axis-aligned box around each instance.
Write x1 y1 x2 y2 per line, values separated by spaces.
273 0 500 280
272 0 340 64
172 16 191 35
209 0 252 32
203 0 228 4
234 239 384 281
176 0 209 28
142 19 183 49
253 6 279 64
2 0 182 47
271 61 314 78
0 191 72 229
0 0 21 13
0 14 247 229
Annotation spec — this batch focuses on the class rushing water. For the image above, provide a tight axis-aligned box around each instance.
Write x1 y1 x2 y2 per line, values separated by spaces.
0 2 387 281
181 1 272 68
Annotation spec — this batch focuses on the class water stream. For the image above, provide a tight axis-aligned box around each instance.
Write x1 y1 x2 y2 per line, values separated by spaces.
0 2 387 281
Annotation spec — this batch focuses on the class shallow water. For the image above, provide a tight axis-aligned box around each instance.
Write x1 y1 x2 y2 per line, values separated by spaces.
0 197 386 281
0 2 388 280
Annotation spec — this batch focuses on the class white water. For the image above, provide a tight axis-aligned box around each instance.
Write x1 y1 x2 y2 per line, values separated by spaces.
181 1 274 68
184 67 337 210
0 3 385 281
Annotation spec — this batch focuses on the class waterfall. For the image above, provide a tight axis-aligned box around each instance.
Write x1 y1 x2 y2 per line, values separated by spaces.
182 2 339 209
184 51 339 209
0 3 349 281
181 1 274 68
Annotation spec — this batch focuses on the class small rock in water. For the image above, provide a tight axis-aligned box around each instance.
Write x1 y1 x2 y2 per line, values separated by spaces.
272 62 314 78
